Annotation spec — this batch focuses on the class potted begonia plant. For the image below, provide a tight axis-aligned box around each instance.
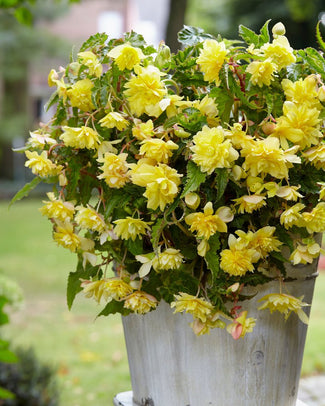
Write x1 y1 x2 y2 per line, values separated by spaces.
15 20 325 406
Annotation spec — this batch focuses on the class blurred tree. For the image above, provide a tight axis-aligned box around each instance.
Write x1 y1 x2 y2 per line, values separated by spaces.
0 0 72 180
165 0 188 52
0 0 79 25
186 0 325 49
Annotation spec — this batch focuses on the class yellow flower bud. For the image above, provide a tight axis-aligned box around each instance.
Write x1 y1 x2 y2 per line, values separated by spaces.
174 125 191 138
272 22 286 38
185 192 200 209
155 42 171 69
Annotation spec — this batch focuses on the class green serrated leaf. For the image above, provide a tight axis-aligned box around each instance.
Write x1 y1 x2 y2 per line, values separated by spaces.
227 73 258 110
316 21 325 53
97 300 131 317
178 25 214 46
275 226 294 252
239 20 270 47
265 92 275 115
259 20 271 45
181 161 206 198
204 233 221 282
9 177 42 208
298 48 325 75
44 91 59 112
124 31 147 47
209 87 234 123
178 107 207 132
238 24 260 46
215 168 228 201
126 238 143 256
80 33 108 52
105 190 131 218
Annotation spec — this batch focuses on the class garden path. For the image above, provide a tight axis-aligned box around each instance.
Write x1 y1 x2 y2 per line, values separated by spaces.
298 375 325 406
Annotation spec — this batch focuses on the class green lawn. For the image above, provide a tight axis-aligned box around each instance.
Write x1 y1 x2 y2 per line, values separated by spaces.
0 199 130 405
0 199 325 405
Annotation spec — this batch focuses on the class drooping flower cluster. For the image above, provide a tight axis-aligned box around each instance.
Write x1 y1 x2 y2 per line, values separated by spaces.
19 21 325 338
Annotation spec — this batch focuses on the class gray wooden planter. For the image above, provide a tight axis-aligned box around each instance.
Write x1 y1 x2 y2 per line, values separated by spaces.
120 258 318 406
113 392 309 406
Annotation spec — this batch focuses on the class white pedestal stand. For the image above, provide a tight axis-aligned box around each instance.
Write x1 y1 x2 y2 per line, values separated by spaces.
113 391 309 406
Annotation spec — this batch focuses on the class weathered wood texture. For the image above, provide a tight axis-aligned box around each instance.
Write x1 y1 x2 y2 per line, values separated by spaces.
122 259 318 406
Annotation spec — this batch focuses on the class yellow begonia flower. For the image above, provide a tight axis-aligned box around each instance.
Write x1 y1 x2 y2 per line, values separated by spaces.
192 95 219 126
140 138 178 164
246 58 277 87
171 292 214 323
225 123 255 150
135 252 155 278
124 291 158 314
233 194 266 214
152 248 184 271
99 112 129 131
289 238 322 265
273 101 322 150
246 176 265 194
220 234 260 277
191 313 226 336
261 35 296 70
97 152 130 188
130 162 182 210
197 238 210 257
231 165 247 181
25 150 62 178
113 217 152 241
28 131 56 149
318 182 325 200
48 69 67 100
185 202 234 239
241 136 300 179
108 43 145 71
258 293 309 324
96 140 119 159
124 65 167 117
280 203 305 229
197 39 228 85
78 51 103 77
132 119 155 140
282 76 320 108
303 145 325 170
226 311 256 340
39 192 74 222
264 182 280 198
81 278 133 303
60 126 101 150
191 125 239 175
236 226 282 259
275 185 303 201
159 94 184 118
66 78 95 111
53 220 94 253
302 202 325 233
48 68 58 86
75 206 108 234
